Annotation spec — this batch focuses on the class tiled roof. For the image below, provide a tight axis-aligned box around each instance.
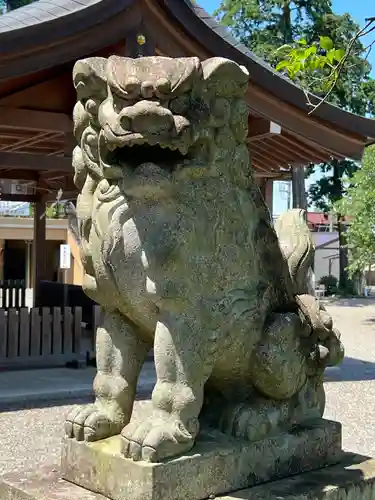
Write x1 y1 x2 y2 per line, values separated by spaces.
0 0 374 144
0 0 100 32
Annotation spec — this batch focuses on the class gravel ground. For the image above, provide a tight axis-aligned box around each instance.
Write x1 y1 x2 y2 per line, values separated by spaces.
0 399 150 475
1 297 375 475
323 298 375 458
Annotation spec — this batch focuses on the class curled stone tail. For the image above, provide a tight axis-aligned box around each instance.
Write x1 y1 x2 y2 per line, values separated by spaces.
274 209 314 296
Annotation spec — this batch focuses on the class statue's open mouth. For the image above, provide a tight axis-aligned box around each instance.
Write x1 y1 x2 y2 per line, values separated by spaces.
99 124 191 175
111 143 188 172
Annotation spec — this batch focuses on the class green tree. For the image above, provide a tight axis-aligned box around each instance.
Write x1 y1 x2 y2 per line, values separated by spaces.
215 1 375 289
273 19 375 288
335 146 375 280
215 0 333 63
306 159 358 290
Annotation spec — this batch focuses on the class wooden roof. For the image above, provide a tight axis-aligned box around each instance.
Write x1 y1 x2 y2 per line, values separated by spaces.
0 0 374 200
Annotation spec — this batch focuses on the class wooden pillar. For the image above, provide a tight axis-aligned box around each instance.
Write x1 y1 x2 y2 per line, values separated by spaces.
291 166 307 211
32 200 46 307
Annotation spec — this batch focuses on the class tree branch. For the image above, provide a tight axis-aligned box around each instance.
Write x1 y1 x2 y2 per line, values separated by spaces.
307 18 375 114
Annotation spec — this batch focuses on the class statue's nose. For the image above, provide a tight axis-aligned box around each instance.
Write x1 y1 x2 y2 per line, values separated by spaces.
119 101 174 134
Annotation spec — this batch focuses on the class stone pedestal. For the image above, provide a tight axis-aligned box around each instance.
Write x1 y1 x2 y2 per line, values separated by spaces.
61 418 342 500
2 454 375 500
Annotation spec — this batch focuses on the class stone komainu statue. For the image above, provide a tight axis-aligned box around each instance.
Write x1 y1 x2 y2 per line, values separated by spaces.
65 55 344 462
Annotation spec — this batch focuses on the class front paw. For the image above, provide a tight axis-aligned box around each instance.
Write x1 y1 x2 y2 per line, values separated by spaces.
121 413 197 462
65 404 124 442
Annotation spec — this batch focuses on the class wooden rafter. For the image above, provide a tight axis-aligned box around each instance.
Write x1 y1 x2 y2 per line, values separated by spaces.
0 132 63 153
279 134 333 163
267 136 324 165
251 142 294 167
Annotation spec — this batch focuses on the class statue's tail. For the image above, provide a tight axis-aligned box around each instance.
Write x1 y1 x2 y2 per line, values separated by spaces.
274 209 314 296
274 209 344 368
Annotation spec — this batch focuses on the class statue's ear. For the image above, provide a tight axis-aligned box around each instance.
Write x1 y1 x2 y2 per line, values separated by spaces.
202 57 249 98
73 57 108 101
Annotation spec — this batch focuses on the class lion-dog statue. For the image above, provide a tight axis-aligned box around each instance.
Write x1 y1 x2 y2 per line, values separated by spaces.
65 55 344 463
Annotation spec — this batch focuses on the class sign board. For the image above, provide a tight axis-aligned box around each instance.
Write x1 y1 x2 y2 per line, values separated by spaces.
59 244 71 270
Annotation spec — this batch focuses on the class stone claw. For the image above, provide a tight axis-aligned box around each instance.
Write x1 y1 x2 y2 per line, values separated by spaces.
65 404 122 442
121 413 196 462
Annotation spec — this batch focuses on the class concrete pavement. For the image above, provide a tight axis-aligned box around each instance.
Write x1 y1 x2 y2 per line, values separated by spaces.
0 362 156 408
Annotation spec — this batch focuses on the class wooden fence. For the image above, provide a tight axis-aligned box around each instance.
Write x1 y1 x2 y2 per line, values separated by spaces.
0 305 154 370
0 280 26 309
0 306 100 369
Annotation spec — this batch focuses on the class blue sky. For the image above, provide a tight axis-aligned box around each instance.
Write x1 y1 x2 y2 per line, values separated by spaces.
201 0 374 214
203 0 374 78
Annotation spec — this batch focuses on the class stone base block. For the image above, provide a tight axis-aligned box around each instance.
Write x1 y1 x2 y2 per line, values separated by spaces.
61 418 342 500
2 454 375 500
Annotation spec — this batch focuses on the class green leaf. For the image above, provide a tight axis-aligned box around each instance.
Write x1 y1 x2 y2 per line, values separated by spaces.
275 60 290 71
305 46 317 57
327 49 336 64
320 36 334 51
333 49 345 62
275 44 292 53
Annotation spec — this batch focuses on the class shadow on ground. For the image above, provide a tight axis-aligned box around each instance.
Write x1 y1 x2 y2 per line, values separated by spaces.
325 356 375 382
0 391 152 414
1 356 372 412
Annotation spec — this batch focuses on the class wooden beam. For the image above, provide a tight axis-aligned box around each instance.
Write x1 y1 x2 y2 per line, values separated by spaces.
0 108 72 133
0 169 38 181
0 193 38 202
0 152 72 172
247 118 281 142
255 172 291 181
32 200 47 307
